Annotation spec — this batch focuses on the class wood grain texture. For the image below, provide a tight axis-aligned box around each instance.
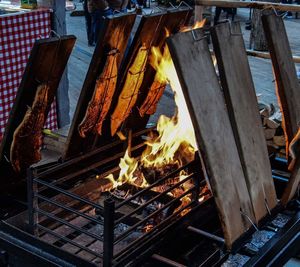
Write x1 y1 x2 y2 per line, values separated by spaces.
211 21 277 222
262 13 300 204
262 13 300 150
195 0 300 12
167 29 254 248
63 14 136 159
281 156 300 205
0 35 76 175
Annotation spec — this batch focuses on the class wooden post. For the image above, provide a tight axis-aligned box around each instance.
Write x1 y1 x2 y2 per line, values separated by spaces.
51 0 70 128
250 0 279 51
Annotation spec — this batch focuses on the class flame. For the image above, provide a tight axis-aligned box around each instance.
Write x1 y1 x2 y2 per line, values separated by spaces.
141 45 197 169
180 18 207 32
99 31 202 222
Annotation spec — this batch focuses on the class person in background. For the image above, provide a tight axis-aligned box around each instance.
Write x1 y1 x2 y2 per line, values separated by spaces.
83 0 94 46
88 0 129 45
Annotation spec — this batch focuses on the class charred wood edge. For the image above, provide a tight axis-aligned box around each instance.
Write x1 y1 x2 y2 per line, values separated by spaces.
0 221 94 267
195 0 300 12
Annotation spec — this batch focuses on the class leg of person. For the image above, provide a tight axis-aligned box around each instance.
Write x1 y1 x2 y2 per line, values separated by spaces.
214 7 222 25
83 0 94 46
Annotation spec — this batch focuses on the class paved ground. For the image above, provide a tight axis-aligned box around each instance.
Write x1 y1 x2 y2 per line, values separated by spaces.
64 1 300 131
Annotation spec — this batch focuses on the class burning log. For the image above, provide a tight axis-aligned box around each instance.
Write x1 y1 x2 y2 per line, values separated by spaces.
111 45 148 136
10 83 50 173
78 49 119 138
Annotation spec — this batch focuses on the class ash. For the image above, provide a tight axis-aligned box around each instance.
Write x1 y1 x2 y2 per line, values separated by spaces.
271 213 291 228
221 254 250 267
244 230 276 253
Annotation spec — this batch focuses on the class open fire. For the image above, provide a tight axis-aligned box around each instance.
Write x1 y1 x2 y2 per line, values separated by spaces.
97 23 208 221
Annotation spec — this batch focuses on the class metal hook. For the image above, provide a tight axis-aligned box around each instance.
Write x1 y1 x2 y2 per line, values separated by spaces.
150 6 165 14
261 5 280 17
191 30 207 42
4 154 10 163
240 209 259 231
177 1 192 9
112 9 121 16
49 30 61 39
169 2 176 8
264 199 272 216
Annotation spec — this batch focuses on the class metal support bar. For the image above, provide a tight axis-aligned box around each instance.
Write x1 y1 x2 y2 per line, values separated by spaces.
27 168 38 236
195 0 300 12
187 226 225 244
103 198 115 267
152 254 187 267
114 174 195 225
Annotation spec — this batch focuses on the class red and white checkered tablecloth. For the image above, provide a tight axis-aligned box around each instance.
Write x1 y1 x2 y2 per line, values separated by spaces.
0 9 58 142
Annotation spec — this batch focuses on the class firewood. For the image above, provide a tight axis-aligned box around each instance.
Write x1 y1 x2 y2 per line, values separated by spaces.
273 135 286 147
265 118 280 129
264 128 276 140
269 110 282 123
266 140 279 149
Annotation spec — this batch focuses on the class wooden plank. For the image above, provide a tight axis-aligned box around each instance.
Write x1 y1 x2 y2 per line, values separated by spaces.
246 50 300 64
211 21 277 222
0 35 76 175
63 13 136 159
195 0 300 12
167 29 254 248
100 12 167 140
281 156 300 205
125 8 192 133
262 13 300 204
262 13 300 150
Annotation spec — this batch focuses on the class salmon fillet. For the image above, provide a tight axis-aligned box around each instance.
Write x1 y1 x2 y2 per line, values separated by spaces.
111 45 148 136
10 83 50 173
78 49 119 137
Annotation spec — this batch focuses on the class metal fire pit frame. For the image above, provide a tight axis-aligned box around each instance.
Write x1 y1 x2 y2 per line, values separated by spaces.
26 127 206 267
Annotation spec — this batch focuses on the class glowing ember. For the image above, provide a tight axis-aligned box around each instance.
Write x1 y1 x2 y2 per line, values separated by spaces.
99 24 208 221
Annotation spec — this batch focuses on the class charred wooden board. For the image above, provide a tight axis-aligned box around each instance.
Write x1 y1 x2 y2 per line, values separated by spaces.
106 12 167 140
126 8 192 132
0 35 76 176
167 29 255 248
63 13 136 160
262 12 300 205
262 13 300 152
102 9 192 138
211 22 277 222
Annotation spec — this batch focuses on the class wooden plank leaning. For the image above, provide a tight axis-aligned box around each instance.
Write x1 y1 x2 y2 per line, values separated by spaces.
262 12 300 205
63 14 136 159
167 29 255 248
0 35 76 176
211 21 277 222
